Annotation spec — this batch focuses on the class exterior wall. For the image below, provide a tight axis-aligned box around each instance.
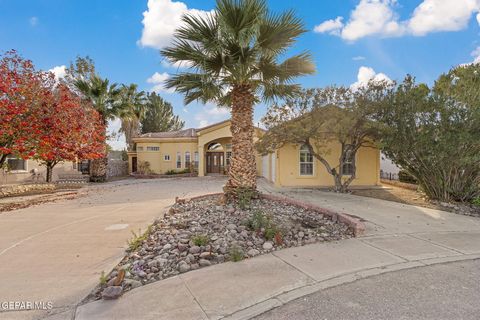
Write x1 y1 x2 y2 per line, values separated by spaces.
135 141 198 174
1 160 77 185
272 142 380 188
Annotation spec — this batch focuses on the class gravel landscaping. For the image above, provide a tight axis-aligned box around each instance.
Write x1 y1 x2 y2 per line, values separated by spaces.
90 194 353 301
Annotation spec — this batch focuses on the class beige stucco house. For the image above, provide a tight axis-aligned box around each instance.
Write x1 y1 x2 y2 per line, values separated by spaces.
128 119 380 188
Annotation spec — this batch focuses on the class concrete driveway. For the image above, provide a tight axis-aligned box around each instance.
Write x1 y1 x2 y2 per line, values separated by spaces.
0 177 226 320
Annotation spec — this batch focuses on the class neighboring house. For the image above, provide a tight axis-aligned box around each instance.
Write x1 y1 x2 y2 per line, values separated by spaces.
128 119 381 188
1 156 78 185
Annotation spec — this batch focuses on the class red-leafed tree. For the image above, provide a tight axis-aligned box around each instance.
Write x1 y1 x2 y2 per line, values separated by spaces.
0 50 45 167
35 83 105 182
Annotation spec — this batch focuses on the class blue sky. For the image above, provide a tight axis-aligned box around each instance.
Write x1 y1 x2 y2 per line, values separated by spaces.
1 0 479 150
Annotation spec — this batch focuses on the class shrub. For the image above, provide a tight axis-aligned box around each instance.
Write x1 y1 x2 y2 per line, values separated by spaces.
191 234 209 246
472 197 480 207
137 161 153 175
229 245 244 262
246 210 269 231
236 186 255 210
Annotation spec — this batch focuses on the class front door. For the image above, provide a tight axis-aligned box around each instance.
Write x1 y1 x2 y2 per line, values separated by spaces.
206 152 224 174
132 157 137 173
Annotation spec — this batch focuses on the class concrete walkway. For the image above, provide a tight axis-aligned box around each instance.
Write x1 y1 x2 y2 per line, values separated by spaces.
73 180 480 320
0 177 226 320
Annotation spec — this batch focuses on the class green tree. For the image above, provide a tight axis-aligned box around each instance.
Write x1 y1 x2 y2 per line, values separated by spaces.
75 75 122 182
141 93 184 134
161 0 315 196
64 56 96 92
257 85 384 193
378 70 480 202
118 84 146 151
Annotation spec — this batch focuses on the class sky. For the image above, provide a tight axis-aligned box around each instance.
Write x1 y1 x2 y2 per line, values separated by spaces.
1 0 479 150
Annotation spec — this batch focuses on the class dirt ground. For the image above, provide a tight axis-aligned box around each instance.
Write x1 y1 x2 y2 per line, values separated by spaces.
351 184 448 211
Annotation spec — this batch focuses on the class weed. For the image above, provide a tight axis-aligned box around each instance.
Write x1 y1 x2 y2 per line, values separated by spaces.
229 245 244 262
99 270 108 285
191 234 210 246
127 226 152 252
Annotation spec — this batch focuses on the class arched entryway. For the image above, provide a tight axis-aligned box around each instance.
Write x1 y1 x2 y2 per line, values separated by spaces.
204 140 232 175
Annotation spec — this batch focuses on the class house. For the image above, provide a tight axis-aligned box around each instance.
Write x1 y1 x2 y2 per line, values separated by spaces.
128 119 381 188
1 157 78 185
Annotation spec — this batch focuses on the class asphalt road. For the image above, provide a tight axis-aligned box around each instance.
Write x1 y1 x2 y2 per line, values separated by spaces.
255 259 480 320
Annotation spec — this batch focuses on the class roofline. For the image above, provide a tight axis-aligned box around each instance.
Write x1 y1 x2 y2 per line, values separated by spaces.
133 137 198 143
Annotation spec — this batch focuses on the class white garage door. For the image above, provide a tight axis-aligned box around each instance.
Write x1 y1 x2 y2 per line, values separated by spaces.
262 155 269 178
271 153 276 183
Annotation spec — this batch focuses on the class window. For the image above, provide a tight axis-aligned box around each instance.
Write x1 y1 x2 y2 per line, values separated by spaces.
225 143 232 150
137 146 144 151
164 155 170 161
185 152 191 168
207 142 223 151
194 152 199 168
147 146 159 151
176 152 182 169
6 157 27 171
226 151 232 166
342 145 355 176
299 145 313 176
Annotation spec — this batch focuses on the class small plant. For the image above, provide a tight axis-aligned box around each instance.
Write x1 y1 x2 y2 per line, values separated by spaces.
264 225 278 241
137 161 153 175
99 270 108 285
191 234 210 246
229 245 244 262
246 210 268 231
236 186 255 210
127 226 151 252
274 231 283 246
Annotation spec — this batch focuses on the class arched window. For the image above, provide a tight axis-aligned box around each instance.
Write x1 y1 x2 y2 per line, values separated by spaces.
299 145 313 176
207 142 223 151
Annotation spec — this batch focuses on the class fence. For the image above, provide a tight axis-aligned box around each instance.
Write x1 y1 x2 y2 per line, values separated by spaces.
380 171 399 181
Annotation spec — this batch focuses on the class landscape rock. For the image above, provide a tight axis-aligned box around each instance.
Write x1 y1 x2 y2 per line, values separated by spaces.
101 286 123 300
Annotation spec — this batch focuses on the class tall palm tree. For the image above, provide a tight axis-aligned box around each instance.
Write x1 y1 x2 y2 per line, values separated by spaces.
75 75 122 182
118 84 146 151
161 0 315 196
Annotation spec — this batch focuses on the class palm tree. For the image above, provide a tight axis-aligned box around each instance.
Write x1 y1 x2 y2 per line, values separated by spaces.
161 0 315 196
118 84 146 151
75 75 122 182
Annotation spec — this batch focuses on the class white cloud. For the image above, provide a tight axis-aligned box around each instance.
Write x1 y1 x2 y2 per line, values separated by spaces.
194 104 229 127
313 17 344 35
472 46 480 64
29 17 38 27
408 0 480 36
352 56 366 61
147 72 174 93
48 65 66 80
315 0 480 41
139 0 213 49
350 66 392 90
341 0 405 41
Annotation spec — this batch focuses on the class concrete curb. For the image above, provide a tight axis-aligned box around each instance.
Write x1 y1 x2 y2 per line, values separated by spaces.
175 192 366 237
221 254 480 320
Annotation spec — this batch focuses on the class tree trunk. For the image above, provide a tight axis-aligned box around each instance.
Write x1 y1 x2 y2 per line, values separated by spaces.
0 154 8 167
224 84 257 197
90 157 108 182
45 161 58 183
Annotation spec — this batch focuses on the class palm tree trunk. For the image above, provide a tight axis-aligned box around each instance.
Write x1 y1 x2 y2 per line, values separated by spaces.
225 84 257 197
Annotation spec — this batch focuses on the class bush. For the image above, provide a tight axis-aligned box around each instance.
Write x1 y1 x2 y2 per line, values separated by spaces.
191 234 209 246
398 170 417 184
229 245 244 262
472 197 480 207
137 161 153 175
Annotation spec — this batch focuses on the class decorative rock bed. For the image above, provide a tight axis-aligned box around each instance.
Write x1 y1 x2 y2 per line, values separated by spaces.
88 193 357 301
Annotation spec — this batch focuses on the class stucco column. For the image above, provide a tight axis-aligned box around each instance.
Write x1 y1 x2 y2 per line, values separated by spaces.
198 145 205 177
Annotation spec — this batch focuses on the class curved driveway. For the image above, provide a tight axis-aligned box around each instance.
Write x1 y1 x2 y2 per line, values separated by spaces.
0 177 226 320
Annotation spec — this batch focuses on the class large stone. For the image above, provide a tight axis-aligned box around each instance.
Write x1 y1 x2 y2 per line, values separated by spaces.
101 286 123 300
263 242 273 251
199 259 211 267
247 249 260 257
189 246 201 254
